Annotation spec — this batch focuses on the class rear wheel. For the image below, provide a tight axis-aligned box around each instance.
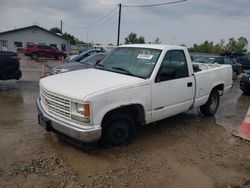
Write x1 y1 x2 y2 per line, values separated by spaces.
200 90 220 116
31 53 38 60
101 113 136 148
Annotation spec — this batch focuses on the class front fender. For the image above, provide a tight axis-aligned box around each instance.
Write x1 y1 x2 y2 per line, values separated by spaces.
90 85 151 126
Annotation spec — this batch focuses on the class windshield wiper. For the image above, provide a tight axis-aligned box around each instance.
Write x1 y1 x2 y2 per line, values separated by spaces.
95 64 106 69
112 67 135 76
96 63 105 67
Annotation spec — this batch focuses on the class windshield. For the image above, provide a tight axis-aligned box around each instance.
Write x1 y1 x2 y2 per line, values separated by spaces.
195 56 215 64
96 47 161 79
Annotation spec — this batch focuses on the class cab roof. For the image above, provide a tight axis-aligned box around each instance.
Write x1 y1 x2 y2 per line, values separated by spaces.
119 44 186 51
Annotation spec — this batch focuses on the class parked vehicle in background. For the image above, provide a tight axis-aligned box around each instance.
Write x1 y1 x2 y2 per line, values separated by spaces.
66 49 105 63
220 51 245 59
240 70 250 95
37 44 232 148
64 54 78 63
194 55 242 80
24 44 67 60
0 51 22 80
50 52 108 75
236 53 250 70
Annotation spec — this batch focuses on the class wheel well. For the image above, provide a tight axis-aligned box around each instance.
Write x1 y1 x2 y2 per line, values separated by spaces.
31 52 39 56
212 84 224 96
101 104 145 127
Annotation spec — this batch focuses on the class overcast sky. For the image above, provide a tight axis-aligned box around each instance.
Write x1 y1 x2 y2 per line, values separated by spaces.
0 0 250 48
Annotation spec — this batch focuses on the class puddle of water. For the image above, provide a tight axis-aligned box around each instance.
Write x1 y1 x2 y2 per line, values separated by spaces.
160 166 215 188
0 88 24 125
215 81 250 133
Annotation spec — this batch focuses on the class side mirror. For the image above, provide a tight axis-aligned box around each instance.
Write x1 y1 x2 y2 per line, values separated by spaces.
95 59 101 65
157 68 176 82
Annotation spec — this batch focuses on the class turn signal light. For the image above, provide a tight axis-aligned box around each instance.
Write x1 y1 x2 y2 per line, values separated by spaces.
83 104 90 117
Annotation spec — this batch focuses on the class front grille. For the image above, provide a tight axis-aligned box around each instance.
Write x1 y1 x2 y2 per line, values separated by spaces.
40 87 71 119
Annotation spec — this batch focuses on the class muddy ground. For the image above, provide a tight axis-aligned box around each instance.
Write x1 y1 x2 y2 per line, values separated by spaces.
0 56 250 188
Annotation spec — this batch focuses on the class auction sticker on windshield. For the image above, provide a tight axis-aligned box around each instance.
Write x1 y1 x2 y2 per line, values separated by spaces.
137 54 153 60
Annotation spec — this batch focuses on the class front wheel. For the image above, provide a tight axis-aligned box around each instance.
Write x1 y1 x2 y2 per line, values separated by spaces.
101 113 136 148
56 54 62 60
200 90 220 116
31 53 38 60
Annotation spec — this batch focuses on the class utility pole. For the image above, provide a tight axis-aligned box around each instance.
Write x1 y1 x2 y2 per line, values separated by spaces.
86 31 89 43
117 3 121 46
60 20 63 34
116 1 187 46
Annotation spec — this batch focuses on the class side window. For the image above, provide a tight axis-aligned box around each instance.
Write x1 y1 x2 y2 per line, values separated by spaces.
224 58 233 65
50 44 57 49
26 42 34 47
38 45 46 50
214 57 224 64
157 50 189 81
46 46 53 50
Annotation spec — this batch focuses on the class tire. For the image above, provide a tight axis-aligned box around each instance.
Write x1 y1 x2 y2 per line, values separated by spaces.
242 89 250 96
31 53 39 60
56 54 62 60
232 70 237 80
200 90 220 116
101 113 136 148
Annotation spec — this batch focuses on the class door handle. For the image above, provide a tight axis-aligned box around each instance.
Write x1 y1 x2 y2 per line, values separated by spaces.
187 82 192 87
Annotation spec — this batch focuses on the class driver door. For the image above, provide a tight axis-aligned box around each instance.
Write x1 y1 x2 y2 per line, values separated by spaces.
151 50 195 122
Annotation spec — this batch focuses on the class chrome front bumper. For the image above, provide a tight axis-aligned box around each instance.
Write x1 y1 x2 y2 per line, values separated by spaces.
36 99 102 143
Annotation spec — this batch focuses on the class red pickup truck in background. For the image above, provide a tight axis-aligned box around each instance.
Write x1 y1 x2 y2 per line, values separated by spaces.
24 44 67 60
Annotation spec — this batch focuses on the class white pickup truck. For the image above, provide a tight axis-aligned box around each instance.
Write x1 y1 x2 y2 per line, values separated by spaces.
37 44 232 147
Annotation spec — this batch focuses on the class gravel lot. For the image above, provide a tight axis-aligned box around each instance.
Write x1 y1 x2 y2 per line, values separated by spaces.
0 55 250 188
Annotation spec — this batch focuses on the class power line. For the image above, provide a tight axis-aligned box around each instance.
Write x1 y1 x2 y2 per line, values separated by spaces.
117 0 188 45
87 11 117 31
75 9 117 34
123 0 187 8
64 7 117 30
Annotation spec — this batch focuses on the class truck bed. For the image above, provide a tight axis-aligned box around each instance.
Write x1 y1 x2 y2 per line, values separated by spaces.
192 63 232 107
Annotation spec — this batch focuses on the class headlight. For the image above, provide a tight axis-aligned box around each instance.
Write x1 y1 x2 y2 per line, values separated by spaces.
76 103 84 114
71 103 90 123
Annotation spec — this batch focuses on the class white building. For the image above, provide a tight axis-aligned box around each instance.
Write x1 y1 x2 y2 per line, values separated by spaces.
0 25 70 53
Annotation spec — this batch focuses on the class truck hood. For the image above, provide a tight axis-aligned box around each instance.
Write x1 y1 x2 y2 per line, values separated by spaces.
40 68 145 101
54 62 92 70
